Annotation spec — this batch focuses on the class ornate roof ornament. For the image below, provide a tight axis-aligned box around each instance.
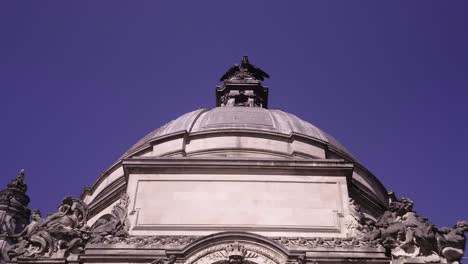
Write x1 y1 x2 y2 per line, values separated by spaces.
0 169 31 240
216 56 269 108
220 56 270 82
7 169 27 193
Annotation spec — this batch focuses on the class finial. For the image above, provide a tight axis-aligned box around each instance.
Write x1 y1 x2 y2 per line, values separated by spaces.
219 56 270 81
6 169 27 193
18 169 25 179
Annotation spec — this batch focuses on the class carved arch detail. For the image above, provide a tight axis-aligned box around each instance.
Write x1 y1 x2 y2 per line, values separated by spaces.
179 232 289 264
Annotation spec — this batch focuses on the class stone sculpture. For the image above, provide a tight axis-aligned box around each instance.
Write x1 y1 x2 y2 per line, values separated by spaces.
7 169 27 193
437 220 468 264
7 196 89 260
0 169 30 236
89 193 130 243
360 197 467 263
0 170 32 262
220 56 270 81
6 209 43 258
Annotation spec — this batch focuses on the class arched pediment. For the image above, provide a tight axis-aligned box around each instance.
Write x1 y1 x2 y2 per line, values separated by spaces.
176 232 290 264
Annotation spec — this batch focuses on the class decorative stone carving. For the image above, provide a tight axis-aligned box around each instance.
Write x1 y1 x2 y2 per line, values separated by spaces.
89 193 130 243
88 235 200 245
217 56 270 108
152 255 177 264
437 220 468 264
0 169 30 236
6 209 43 259
6 169 27 193
362 196 467 263
7 196 89 260
345 198 366 237
273 236 382 249
226 242 247 264
220 56 270 82
186 241 286 264
363 197 437 261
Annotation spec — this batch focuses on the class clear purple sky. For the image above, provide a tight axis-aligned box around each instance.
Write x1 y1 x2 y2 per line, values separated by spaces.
1 0 467 238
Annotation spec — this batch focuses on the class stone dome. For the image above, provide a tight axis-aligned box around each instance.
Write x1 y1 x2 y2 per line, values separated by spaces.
124 107 354 161
81 58 390 234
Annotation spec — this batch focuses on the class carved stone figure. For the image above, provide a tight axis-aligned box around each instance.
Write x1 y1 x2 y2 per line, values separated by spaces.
220 56 270 81
7 196 89 260
437 220 468 264
368 197 416 254
361 196 468 263
89 193 130 243
6 209 43 259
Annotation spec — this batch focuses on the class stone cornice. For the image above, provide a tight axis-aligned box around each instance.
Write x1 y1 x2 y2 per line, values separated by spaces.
122 157 354 178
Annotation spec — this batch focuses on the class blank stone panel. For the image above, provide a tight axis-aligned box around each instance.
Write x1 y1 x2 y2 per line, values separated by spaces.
128 174 347 236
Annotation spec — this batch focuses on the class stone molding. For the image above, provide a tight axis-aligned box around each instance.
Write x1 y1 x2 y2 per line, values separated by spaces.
272 236 383 249
87 235 200 246
123 158 354 176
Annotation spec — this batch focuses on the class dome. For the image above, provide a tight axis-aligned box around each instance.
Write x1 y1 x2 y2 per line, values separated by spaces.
124 107 354 160
81 57 390 238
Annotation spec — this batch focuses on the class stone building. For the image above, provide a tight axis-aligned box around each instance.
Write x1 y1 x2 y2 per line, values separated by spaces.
0 57 466 264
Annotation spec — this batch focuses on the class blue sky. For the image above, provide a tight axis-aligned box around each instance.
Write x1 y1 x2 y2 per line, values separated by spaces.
0 0 467 242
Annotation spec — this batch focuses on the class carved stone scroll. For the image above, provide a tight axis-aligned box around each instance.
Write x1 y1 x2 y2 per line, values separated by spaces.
89 193 130 243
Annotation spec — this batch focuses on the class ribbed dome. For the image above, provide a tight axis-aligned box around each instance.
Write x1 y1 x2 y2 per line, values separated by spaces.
124 107 353 159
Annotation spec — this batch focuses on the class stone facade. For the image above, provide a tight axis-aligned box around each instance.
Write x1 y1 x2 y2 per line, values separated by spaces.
1 57 466 264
